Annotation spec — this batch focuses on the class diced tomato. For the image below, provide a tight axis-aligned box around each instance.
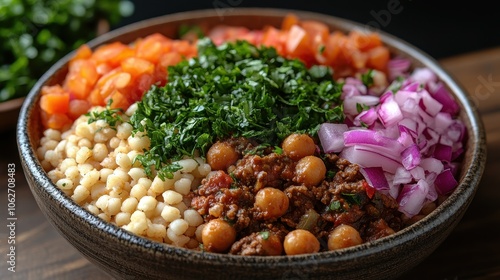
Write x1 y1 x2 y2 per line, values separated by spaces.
107 91 130 109
301 20 329 48
261 26 286 54
40 92 70 115
324 31 348 67
136 40 163 63
363 180 376 199
92 42 130 65
171 40 197 58
351 50 369 70
159 52 183 69
65 75 91 99
286 25 310 57
121 57 154 77
71 44 92 62
349 30 382 52
95 63 113 76
123 73 153 104
97 70 131 99
44 113 72 130
88 88 105 106
68 99 91 120
367 46 390 71
281 13 299 31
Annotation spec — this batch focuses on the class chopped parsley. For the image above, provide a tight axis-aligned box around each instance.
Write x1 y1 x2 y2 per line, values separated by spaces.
260 231 270 240
130 38 343 180
318 44 326 54
356 102 370 113
273 146 283 155
329 200 341 211
388 76 405 93
326 170 336 180
361 69 375 87
85 99 123 129
341 193 363 205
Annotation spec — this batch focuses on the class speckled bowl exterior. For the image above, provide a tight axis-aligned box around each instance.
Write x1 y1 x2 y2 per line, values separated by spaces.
17 8 486 280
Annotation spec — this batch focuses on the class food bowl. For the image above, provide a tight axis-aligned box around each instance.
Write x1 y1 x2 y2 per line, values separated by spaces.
17 8 486 280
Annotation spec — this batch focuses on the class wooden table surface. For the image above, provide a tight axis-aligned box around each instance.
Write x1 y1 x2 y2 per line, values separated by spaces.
1 47 499 280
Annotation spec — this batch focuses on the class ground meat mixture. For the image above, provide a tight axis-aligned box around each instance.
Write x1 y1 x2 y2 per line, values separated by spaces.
190 135 405 255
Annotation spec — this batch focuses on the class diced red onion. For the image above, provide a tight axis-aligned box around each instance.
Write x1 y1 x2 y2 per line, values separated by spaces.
433 112 454 134
321 66 465 218
424 173 438 201
419 158 444 174
420 90 443 116
354 108 378 127
393 166 413 185
410 68 437 85
343 95 380 118
401 144 421 170
340 146 402 173
378 95 404 127
434 169 458 195
360 167 389 191
342 77 367 99
397 180 429 217
344 129 404 153
410 166 425 180
428 82 460 115
402 81 420 92
318 123 348 153
433 143 452 162
388 57 411 80
451 147 464 161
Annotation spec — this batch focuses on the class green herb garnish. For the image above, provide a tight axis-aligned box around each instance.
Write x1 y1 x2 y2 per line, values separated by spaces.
273 146 283 155
130 38 343 179
356 102 370 113
318 44 326 54
329 200 341 211
229 172 239 189
388 76 405 93
246 143 271 156
85 99 123 129
260 231 270 240
326 170 336 180
342 193 363 205
361 69 374 87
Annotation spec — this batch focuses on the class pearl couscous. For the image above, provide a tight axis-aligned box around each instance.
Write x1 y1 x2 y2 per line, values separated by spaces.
38 104 209 248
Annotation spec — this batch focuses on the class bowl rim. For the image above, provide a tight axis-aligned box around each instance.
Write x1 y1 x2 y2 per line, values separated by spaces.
17 7 487 267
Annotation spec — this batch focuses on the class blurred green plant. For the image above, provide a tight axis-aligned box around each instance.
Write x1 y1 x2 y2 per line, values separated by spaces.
0 0 134 102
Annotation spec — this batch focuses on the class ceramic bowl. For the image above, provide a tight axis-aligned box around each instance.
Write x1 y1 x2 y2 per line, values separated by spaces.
17 8 486 280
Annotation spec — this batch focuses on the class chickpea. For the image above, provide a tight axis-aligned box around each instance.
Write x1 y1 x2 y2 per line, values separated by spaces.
201 218 236 253
294 156 326 186
259 232 283 256
328 224 363 251
206 141 239 171
283 229 320 255
282 133 316 160
254 187 289 220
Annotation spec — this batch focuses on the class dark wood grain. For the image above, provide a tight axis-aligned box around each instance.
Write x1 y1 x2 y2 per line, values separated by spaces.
1 47 499 280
